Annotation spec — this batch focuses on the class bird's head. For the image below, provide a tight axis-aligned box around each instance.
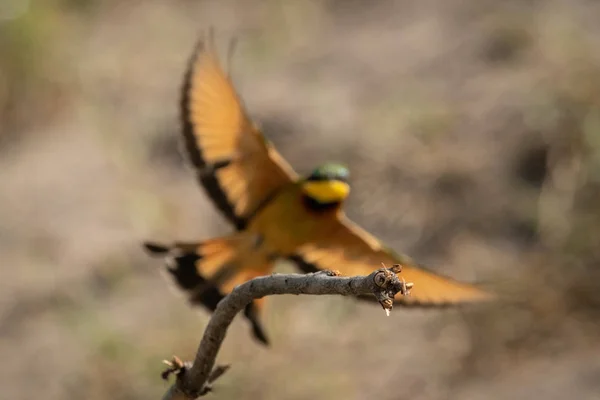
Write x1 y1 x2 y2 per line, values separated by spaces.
301 163 351 208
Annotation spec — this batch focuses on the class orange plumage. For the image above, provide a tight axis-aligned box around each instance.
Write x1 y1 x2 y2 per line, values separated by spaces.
144 33 494 345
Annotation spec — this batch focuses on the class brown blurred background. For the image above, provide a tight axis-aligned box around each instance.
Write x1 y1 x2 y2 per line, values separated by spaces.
2 0 600 399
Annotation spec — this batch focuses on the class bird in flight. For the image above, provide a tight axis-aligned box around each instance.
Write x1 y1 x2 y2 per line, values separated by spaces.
144 32 493 345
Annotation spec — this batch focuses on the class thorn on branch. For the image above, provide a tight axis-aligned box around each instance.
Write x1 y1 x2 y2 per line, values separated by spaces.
208 365 231 384
198 365 231 396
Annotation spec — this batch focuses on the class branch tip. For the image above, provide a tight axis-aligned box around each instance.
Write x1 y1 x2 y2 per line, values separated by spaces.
161 355 188 381
373 264 414 312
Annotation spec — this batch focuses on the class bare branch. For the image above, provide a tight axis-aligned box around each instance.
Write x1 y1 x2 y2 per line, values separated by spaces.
160 265 411 400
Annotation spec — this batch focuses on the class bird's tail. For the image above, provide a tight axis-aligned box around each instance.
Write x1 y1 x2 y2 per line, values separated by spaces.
143 233 272 345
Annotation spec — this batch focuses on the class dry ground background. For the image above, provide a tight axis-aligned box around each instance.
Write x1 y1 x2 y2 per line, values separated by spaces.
2 0 600 399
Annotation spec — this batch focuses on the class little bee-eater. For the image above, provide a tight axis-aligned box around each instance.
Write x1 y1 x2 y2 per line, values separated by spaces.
144 34 493 345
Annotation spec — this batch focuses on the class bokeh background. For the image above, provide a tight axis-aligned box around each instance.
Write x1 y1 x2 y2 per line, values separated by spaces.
2 0 600 399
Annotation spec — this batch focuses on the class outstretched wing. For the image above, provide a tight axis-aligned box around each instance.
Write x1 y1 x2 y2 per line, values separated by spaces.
180 34 298 230
288 213 494 306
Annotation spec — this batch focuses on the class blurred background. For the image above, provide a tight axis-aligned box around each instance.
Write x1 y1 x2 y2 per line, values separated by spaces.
2 0 600 399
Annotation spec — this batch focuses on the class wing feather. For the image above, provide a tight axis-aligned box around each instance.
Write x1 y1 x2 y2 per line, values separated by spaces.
288 213 493 306
180 34 298 229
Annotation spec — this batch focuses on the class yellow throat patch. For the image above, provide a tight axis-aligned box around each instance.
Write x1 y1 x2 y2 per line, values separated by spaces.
302 180 350 204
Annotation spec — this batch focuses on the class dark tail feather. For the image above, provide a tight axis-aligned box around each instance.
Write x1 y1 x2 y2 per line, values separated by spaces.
142 239 270 346
244 303 269 345
143 241 170 255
